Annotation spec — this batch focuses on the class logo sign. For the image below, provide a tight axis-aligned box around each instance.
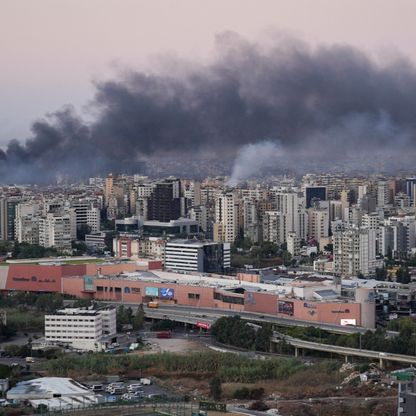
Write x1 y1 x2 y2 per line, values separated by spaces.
196 322 210 329
278 301 294 316
159 288 174 299
340 319 356 326
145 286 159 297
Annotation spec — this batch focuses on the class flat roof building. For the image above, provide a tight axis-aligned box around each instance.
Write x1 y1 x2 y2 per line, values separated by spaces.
44 307 116 351
165 239 230 273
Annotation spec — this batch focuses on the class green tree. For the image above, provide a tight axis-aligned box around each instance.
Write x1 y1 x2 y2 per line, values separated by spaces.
209 377 222 401
375 267 387 281
76 224 92 240
35 293 64 313
255 325 273 352
0 240 13 255
396 267 411 284
282 250 292 267
133 305 145 330
71 240 88 255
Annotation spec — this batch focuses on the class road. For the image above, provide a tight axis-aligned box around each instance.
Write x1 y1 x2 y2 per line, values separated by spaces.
275 333 416 365
140 304 416 366
141 304 374 335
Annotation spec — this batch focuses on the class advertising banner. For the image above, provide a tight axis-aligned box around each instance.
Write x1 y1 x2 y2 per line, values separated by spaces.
84 276 95 291
196 322 210 329
340 319 357 326
159 288 174 299
278 300 294 316
145 286 159 297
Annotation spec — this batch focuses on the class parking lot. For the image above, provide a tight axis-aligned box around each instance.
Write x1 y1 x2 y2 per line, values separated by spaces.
82 378 176 403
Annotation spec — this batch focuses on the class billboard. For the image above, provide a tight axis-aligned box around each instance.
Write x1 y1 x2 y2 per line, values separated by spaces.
145 286 159 297
340 319 357 326
84 276 95 291
196 321 210 329
159 288 174 299
278 301 294 316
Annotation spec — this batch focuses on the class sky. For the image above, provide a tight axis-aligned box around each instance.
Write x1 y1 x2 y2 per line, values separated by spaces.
1 0 416 144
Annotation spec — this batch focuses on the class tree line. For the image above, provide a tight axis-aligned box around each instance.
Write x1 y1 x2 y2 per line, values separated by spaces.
210 316 273 352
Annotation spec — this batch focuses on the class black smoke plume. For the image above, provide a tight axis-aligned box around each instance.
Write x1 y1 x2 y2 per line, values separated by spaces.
3 32 416 183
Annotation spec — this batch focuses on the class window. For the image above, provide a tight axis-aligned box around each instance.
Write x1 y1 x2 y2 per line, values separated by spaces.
188 293 200 300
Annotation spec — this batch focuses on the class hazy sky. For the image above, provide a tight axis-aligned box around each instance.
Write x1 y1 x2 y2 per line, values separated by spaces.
1 0 416 143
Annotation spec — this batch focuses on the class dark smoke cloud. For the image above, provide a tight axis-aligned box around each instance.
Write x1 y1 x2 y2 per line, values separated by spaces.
3 32 416 183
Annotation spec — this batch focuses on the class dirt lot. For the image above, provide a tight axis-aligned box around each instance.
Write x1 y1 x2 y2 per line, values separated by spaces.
144 335 210 354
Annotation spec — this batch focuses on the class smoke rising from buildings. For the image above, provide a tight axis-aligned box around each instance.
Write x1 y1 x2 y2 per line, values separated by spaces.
3 31 416 183
227 141 284 186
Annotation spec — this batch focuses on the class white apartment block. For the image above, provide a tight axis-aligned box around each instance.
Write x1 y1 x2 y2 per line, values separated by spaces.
44 307 116 351
15 202 42 245
243 198 259 243
15 216 39 245
188 205 208 233
272 189 308 241
215 191 238 243
287 232 301 256
262 211 285 245
377 181 390 208
86 207 101 232
71 200 101 233
333 227 376 277
39 213 72 252
307 207 329 244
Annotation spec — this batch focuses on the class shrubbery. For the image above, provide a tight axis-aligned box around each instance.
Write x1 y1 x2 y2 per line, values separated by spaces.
43 351 306 382
233 387 264 400
211 316 273 352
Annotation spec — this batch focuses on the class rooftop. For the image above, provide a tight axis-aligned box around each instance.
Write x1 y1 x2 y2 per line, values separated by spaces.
7 377 91 400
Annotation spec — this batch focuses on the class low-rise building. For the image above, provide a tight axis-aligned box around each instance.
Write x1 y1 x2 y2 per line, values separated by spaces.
44 307 116 351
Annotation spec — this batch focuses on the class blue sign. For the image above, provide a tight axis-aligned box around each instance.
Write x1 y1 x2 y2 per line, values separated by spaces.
159 288 174 299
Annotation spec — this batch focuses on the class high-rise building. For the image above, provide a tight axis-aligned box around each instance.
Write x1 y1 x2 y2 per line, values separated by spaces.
405 178 416 202
188 205 208 233
214 191 238 243
38 213 72 252
71 200 101 234
305 186 326 208
243 198 259 243
307 207 329 244
273 189 307 241
147 178 181 222
287 232 301 256
0 198 19 241
262 211 285 245
333 227 376 276
377 181 389 208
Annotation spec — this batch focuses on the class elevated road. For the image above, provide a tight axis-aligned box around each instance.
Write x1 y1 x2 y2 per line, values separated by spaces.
143 304 414 367
143 304 373 335
274 333 416 367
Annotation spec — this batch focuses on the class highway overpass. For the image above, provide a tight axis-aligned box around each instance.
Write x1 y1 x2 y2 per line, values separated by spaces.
142 304 373 335
143 304 413 368
273 333 416 368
